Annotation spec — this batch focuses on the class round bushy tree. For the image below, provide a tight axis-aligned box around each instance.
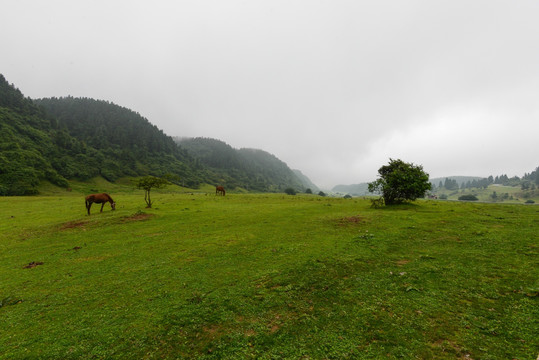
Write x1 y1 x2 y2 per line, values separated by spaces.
284 187 297 195
368 159 431 205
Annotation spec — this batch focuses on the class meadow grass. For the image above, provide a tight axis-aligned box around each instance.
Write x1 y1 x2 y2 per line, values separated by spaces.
0 190 537 359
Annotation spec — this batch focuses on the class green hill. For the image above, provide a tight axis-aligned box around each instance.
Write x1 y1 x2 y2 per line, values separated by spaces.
178 137 308 192
292 169 320 192
35 97 206 187
1 74 318 195
0 74 74 194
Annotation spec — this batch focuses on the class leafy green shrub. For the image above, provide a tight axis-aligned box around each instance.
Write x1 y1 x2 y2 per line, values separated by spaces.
284 188 297 195
458 194 478 201
525 199 535 204
368 158 431 205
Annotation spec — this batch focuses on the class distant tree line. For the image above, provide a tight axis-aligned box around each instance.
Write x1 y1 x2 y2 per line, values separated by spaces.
433 168 539 192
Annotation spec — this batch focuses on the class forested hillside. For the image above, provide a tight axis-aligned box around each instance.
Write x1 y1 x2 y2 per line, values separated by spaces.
35 97 206 187
1 74 316 195
0 75 73 194
178 137 307 192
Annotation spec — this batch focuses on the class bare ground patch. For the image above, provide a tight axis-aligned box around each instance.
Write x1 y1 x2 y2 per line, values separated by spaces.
60 220 89 230
23 261 44 269
395 259 411 266
122 211 154 222
337 215 363 226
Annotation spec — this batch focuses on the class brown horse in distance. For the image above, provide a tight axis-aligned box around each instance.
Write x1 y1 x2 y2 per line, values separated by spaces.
215 186 226 196
85 193 116 215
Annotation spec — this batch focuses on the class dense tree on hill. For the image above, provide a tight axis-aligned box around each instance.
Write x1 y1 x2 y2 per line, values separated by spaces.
444 178 459 191
522 167 539 185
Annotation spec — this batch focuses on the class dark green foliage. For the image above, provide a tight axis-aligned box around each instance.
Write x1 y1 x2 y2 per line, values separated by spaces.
0 77 70 195
305 188 313 194
458 194 479 201
444 178 459 190
36 97 205 186
318 191 327 197
178 137 306 192
368 159 431 205
284 187 297 195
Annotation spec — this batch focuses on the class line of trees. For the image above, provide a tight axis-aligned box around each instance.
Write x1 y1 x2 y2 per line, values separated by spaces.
434 169 539 192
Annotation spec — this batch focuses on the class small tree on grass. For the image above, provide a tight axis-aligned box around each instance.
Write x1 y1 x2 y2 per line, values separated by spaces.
284 187 297 195
368 158 431 205
136 176 169 208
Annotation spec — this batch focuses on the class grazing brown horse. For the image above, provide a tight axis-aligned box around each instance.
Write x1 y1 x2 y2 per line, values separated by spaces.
85 193 116 215
215 186 226 196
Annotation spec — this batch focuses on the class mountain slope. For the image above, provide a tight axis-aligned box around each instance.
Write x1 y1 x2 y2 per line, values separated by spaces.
0 74 73 194
2 74 319 194
293 169 320 192
178 137 309 192
36 97 206 187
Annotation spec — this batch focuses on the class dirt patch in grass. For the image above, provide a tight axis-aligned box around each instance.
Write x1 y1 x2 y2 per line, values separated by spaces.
396 259 411 266
23 261 44 269
338 215 363 226
122 212 154 222
244 329 257 337
60 220 89 230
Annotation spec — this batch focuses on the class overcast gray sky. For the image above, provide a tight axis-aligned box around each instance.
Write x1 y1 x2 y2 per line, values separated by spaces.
2 1 538 188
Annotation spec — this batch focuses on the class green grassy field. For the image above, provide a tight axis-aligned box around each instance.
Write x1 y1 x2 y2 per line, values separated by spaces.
0 187 537 359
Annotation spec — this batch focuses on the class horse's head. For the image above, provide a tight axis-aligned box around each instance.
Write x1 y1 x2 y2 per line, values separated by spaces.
111 202 116 211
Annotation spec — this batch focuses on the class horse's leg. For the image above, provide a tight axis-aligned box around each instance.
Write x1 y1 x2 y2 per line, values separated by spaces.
100 203 105 213
86 201 92 215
